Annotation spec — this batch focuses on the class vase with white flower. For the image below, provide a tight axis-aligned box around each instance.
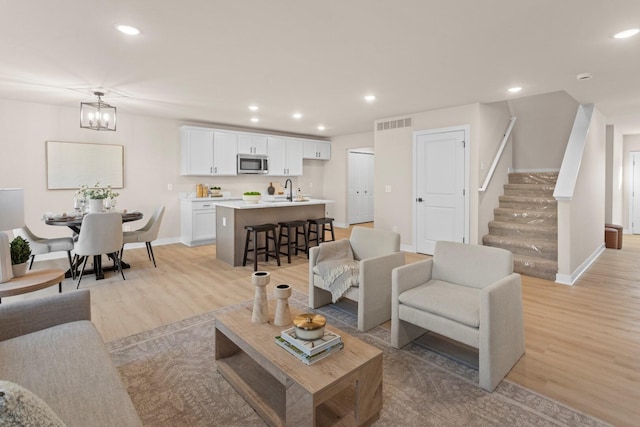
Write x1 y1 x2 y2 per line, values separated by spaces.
76 182 119 213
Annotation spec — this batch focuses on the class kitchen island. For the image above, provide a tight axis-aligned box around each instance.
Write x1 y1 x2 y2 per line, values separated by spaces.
215 199 332 266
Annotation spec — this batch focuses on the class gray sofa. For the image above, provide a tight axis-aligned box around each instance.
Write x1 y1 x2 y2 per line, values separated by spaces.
0 290 142 426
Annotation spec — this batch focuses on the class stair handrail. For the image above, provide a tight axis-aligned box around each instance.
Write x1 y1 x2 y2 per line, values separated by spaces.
479 116 517 192
553 104 595 201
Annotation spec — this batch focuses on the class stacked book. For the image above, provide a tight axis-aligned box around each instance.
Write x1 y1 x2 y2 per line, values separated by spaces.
275 327 343 365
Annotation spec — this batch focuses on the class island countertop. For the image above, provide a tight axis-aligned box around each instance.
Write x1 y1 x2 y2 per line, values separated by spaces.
214 198 333 210
215 199 332 266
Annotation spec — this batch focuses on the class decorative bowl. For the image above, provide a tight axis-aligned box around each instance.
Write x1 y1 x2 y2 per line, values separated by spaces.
243 194 261 204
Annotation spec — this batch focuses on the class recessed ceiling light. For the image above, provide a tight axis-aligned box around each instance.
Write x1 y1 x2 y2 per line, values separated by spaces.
115 24 140 35
250 117 259 123
317 125 325 131
292 112 302 119
508 86 522 93
249 105 259 111
364 95 376 102
614 28 639 39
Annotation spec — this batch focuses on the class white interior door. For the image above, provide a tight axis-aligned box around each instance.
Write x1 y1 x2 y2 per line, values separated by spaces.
632 152 640 233
415 129 466 254
348 151 374 224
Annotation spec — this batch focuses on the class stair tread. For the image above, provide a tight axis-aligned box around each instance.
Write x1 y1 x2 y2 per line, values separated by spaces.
514 254 558 268
499 195 557 203
494 208 557 217
489 220 557 232
483 234 557 249
504 184 556 190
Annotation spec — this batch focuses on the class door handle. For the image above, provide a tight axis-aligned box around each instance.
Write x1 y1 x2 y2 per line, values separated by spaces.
417 197 424 202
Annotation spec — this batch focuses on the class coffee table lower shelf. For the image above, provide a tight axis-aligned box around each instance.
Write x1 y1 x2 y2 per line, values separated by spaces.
215 307 382 427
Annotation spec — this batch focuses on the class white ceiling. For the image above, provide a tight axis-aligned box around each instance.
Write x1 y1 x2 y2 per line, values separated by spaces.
1 0 640 137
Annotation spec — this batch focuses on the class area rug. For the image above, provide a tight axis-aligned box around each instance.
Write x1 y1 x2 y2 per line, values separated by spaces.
107 291 610 427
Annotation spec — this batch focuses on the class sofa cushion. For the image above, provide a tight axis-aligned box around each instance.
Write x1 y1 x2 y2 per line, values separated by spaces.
397 279 481 328
0 321 141 427
0 380 66 426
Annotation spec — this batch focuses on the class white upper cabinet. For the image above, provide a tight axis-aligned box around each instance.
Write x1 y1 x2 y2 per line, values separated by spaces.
180 126 324 176
237 134 268 155
303 140 331 160
267 137 303 176
213 132 238 175
181 127 214 175
180 126 237 176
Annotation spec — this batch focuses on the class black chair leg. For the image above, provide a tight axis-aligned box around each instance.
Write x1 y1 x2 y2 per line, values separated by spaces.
28 255 35 270
76 257 89 289
147 242 157 267
66 251 75 280
114 253 126 280
145 242 152 261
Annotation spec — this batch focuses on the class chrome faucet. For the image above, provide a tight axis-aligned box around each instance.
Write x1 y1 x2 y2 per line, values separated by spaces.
284 179 293 201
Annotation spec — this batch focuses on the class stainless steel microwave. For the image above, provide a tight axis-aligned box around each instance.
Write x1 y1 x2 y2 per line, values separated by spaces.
237 154 269 174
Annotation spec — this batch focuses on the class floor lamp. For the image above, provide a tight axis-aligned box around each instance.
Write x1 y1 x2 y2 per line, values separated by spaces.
0 189 25 283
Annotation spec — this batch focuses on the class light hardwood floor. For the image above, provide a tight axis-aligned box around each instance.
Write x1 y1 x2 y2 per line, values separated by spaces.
14 225 640 427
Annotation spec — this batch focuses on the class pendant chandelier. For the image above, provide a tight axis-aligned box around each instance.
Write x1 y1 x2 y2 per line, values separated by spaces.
80 91 117 131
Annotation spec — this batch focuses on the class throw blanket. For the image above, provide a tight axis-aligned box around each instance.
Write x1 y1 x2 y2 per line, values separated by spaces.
315 238 359 302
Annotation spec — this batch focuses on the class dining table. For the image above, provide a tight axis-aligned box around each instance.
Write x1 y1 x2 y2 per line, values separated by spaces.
44 211 143 280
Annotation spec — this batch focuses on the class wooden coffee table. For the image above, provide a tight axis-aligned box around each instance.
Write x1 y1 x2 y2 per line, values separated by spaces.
0 269 65 303
215 303 383 426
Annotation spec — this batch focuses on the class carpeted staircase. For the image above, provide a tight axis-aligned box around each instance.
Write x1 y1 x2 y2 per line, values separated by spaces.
483 172 558 281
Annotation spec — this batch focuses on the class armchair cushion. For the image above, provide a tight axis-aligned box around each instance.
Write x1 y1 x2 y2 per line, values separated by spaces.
398 279 480 328
432 241 513 289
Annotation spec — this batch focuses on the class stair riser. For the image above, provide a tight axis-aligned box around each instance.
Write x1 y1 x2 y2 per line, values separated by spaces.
499 200 557 210
488 226 556 241
514 262 557 281
494 211 557 225
504 188 555 197
483 239 557 260
508 173 559 185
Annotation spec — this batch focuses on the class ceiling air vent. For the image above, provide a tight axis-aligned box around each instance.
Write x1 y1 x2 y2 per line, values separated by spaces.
376 117 412 131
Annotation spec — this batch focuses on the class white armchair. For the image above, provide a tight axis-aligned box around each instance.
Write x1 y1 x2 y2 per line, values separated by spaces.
309 227 404 332
391 241 525 392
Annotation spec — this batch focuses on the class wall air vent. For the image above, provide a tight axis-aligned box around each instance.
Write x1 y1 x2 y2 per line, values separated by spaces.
376 117 413 131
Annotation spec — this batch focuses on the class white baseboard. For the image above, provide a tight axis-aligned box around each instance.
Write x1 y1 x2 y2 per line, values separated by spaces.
32 236 182 262
401 243 416 253
555 243 605 286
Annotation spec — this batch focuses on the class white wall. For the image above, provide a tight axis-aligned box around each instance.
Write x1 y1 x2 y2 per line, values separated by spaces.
509 91 578 170
622 134 640 231
320 131 374 226
605 125 624 225
556 108 606 283
374 105 480 248
478 101 513 242
0 98 320 242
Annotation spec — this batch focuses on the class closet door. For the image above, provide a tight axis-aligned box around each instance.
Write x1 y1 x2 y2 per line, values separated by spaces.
348 152 374 224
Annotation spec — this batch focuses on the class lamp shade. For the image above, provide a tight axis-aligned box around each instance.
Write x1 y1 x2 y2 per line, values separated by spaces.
0 188 24 231
0 188 24 283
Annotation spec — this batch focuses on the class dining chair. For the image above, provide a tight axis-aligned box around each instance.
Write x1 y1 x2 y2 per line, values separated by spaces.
14 225 76 279
74 212 125 288
122 206 165 267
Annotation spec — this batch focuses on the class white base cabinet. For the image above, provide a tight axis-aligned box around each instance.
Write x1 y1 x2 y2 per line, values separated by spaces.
181 199 217 246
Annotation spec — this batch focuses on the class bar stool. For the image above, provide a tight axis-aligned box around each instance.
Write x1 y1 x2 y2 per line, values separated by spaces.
278 220 308 263
307 217 335 254
242 224 281 271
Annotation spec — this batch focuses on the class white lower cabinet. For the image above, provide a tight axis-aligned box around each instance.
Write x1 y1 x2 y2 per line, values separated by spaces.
181 199 217 246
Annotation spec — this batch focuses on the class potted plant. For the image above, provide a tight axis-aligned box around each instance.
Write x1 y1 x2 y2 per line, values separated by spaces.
76 182 119 213
10 236 31 277
243 191 261 204
210 186 222 196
